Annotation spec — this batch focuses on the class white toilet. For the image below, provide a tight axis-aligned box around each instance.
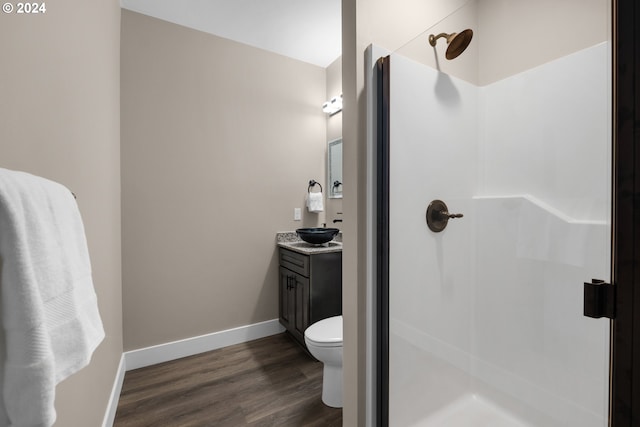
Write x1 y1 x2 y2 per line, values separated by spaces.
304 315 343 408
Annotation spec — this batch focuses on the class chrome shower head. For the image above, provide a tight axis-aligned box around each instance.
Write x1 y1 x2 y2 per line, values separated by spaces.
428 29 473 60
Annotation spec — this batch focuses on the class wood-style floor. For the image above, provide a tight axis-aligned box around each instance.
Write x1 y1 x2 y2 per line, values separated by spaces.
114 333 342 427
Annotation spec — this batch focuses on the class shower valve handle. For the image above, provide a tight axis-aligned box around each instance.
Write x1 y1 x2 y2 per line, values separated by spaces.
440 211 463 219
426 200 463 232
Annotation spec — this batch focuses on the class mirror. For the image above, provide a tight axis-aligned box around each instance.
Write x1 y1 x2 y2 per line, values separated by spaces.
328 138 343 198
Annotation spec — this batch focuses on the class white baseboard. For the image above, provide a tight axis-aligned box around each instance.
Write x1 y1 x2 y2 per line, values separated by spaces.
102 354 126 427
124 319 285 371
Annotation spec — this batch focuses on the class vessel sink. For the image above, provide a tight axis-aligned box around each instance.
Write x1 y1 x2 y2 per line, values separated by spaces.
296 227 340 244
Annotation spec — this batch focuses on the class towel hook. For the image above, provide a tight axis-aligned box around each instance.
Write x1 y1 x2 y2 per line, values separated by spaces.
308 179 323 193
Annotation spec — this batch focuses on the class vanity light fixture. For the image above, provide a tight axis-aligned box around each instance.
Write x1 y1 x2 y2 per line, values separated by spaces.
322 94 343 115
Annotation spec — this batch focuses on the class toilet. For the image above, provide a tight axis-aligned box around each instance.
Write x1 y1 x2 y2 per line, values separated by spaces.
304 315 343 408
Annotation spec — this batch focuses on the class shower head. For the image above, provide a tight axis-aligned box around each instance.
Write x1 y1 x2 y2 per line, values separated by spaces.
428 29 473 60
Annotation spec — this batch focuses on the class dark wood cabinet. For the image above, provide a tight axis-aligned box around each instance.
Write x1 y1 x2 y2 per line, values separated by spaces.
278 247 342 348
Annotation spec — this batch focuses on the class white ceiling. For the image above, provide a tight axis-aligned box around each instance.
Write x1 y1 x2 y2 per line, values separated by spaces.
120 0 342 68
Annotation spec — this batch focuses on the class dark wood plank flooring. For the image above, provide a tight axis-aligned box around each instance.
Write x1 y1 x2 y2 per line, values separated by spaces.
114 333 342 427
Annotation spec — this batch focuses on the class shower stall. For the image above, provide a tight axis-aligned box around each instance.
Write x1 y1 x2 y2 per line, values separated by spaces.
369 1 616 426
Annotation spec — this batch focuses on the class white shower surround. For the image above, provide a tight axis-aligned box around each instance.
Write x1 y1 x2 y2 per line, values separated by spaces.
388 42 611 426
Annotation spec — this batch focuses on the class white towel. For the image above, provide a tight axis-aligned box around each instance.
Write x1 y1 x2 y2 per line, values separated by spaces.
306 191 324 213
0 168 104 427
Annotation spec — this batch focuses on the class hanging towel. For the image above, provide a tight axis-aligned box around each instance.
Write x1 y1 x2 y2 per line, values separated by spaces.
0 168 104 427
306 191 324 213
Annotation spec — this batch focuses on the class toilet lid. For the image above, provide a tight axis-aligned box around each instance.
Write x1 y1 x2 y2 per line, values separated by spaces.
305 315 343 346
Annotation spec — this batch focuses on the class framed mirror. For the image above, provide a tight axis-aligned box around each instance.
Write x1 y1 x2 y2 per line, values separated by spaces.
328 138 343 199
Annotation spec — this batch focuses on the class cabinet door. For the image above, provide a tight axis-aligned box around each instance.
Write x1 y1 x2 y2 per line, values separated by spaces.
278 267 295 331
279 266 311 346
293 274 310 342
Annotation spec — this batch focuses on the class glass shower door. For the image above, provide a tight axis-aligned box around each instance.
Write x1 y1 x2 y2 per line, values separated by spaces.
379 2 612 426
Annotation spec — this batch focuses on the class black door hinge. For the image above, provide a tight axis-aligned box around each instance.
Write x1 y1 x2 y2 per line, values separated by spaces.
584 279 616 319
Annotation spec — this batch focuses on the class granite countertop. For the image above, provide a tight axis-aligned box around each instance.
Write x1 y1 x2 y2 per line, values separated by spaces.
276 231 343 255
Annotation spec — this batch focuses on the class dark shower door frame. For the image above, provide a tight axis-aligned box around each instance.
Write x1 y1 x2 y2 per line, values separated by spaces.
610 0 640 425
375 0 640 425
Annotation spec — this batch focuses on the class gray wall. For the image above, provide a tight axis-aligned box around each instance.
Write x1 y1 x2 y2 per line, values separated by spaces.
0 0 123 425
121 10 328 351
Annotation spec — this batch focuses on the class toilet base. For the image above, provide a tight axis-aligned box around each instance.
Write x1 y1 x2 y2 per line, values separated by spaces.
322 364 343 408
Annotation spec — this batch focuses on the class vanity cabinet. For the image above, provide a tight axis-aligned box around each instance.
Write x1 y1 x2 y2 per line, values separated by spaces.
278 247 342 348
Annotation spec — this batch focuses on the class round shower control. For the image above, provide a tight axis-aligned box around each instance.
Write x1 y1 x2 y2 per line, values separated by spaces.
426 200 463 232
